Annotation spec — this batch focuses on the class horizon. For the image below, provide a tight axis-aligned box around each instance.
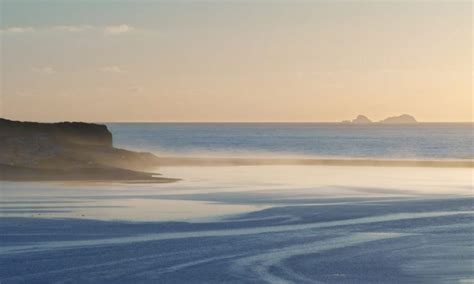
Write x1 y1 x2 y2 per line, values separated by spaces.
1 0 472 122
2 116 473 124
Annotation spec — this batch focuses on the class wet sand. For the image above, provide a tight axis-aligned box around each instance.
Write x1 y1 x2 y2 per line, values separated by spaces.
1 165 473 283
157 156 474 168
1 198 473 283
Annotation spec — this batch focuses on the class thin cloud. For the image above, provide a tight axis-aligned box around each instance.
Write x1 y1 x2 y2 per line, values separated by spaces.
16 90 31 97
57 90 75 97
53 25 93 32
104 24 134 35
99 66 125 73
129 86 144 93
0 27 35 34
31 66 56 74
1 25 137 35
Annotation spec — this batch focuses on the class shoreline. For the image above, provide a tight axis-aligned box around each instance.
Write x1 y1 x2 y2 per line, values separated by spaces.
0 164 178 184
156 156 474 168
1 156 472 183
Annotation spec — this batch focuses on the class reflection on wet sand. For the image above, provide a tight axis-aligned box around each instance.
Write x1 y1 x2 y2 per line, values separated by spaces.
0 165 473 283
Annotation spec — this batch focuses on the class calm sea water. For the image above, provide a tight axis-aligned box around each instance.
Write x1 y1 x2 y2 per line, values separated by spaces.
107 123 473 160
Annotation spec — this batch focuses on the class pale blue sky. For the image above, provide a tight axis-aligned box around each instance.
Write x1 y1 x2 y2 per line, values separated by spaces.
1 0 472 122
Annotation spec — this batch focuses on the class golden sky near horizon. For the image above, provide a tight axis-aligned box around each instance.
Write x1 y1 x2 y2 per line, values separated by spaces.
1 0 472 122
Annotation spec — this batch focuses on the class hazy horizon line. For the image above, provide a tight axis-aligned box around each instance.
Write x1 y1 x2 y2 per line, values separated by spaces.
2 117 473 124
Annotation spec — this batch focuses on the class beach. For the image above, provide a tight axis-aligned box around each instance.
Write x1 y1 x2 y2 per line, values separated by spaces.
1 165 473 283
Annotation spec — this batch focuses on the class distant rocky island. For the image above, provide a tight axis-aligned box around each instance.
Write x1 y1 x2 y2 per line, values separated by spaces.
0 118 176 182
379 114 418 124
342 114 418 125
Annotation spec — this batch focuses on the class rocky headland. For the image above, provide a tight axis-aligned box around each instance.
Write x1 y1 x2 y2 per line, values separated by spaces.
0 118 177 183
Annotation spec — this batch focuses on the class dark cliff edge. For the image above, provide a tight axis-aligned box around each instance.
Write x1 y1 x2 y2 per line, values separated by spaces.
0 118 177 183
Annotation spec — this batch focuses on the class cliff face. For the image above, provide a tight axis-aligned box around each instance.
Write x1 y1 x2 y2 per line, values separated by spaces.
0 118 112 147
0 118 159 171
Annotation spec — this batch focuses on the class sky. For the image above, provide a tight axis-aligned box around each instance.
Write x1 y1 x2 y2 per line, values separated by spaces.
0 0 472 122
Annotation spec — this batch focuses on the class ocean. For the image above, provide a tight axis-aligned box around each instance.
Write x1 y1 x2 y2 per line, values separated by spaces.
108 123 473 160
1 123 473 283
